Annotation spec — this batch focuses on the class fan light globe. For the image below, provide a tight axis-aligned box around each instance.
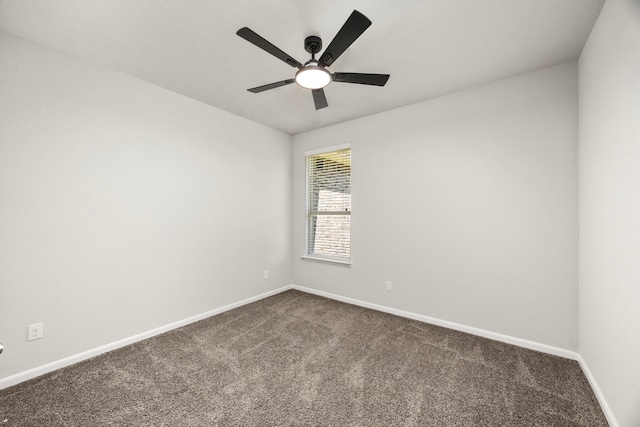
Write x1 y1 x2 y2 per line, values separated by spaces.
295 64 331 90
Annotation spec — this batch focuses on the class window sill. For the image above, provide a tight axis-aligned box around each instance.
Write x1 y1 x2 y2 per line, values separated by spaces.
300 255 352 267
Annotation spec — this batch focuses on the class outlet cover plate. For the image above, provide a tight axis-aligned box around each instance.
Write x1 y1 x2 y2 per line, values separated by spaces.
28 323 44 341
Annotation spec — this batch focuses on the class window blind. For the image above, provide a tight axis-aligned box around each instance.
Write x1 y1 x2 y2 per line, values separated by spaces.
305 147 351 261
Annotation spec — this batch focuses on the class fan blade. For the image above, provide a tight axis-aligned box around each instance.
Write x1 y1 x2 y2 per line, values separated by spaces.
312 89 328 110
332 73 390 86
237 27 302 68
319 10 371 67
248 79 295 93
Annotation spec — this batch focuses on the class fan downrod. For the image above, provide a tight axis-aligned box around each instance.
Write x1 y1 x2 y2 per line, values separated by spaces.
304 36 322 55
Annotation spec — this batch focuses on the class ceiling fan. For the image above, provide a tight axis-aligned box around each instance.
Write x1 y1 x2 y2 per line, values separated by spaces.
236 10 390 110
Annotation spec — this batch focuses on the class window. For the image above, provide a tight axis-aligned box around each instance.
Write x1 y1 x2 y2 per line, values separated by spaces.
304 145 351 265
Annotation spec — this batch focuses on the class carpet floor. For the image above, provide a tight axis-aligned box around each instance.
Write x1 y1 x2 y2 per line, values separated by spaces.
0 290 607 426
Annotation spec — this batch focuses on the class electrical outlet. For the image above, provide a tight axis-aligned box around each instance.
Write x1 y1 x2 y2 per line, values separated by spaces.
385 281 392 291
263 270 269 279
28 323 44 341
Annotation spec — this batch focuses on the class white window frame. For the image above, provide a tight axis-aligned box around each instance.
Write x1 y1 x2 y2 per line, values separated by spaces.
302 143 352 267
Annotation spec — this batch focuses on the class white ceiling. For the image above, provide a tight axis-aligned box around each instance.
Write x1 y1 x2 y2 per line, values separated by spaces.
0 0 604 135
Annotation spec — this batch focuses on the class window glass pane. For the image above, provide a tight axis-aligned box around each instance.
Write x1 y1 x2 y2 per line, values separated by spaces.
309 214 350 258
306 148 351 261
317 189 351 212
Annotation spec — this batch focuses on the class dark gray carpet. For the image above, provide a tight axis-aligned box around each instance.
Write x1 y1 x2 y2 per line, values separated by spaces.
0 290 607 426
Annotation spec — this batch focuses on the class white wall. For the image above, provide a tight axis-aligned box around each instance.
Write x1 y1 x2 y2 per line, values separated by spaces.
293 62 579 351
578 0 640 425
0 31 292 380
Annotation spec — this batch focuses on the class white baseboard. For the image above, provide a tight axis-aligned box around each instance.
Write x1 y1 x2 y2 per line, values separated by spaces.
576 355 619 427
290 284 579 360
0 286 291 390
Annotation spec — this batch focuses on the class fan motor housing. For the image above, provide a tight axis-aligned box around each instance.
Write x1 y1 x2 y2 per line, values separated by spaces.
304 36 322 54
